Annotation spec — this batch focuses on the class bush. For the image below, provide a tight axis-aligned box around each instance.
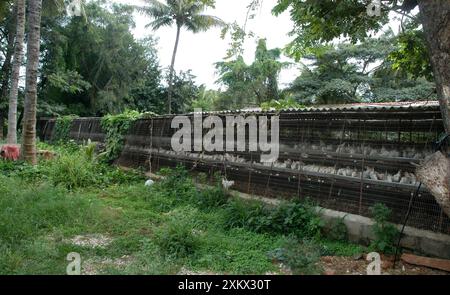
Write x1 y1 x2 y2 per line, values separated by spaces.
195 185 229 211
324 217 348 242
222 198 269 230
153 166 198 202
154 215 201 259
0 160 46 181
222 198 323 238
48 152 98 190
268 236 322 275
269 200 323 238
369 203 400 254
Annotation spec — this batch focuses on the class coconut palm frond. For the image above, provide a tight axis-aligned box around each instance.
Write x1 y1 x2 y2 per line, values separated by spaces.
147 16 174 30
135 0 171 18
186 14 225 33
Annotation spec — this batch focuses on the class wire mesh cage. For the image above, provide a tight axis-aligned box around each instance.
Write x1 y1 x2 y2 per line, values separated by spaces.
38 101 450 234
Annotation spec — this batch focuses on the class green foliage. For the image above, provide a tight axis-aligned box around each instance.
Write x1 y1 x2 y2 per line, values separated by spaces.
0 160 46 181
163 70 201 114
52 115 78 143
220 22 250 59
47 70 91 94
222 198 268 229
0 175 99 247
268 237 321 275
190 227 280 274
0 143 143 190
140 0 222 33
47 152 98 190
272 0 396 60
215 39 288 110
288 37 391 104
369 203 400 254
261 97 304 111
0 153 364 274
318 239 363 257
152 166 228 211
154 209 201 259
194 185 229 211
155 166 198 200
223 198 323 238
324 217 348 242
389 24 433 80
270 0 437 106
83 140 97 163
191 87 221 111
287 34 435 104
153 167 323 239
100 110 142 162
39 1 163 116
268 200 323 238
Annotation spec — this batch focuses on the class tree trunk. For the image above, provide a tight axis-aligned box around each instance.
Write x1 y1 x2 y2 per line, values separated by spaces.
22 0 42 165
417 0 450 219
416 152 450 218
418 0 450 134
0 114 4 139
167 24 181 115
0 5 17 140
7 0 25 144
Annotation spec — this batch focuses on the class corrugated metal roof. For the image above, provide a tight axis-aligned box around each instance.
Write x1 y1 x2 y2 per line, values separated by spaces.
190 100 440 115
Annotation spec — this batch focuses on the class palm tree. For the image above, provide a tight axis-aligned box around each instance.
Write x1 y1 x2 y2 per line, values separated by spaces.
22 0 42 164
7 0 26 144
0 1 16 140
138 0 224 114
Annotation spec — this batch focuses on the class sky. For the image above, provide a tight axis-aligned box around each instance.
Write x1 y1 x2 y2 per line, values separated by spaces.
112 0 299 90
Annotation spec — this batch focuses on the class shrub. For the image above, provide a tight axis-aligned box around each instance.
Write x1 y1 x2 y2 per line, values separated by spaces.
222 198 323 238
0 160 46 181
369 203 400 254
156 166 198 201
268 200 323 238
154 216 200 259
268 236 321 275
324 217 348 242
48 152 98 190
222 198 269 230
195 185 229 211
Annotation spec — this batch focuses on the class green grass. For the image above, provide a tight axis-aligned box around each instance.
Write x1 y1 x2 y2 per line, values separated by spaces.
0 144 364 275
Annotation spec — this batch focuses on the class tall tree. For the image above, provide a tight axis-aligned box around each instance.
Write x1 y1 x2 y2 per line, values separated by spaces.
287 34 434 105
272 0 450 134
138 0 224 114
22 0 42 164
39 2 158 116
7 0 25 144
0 2 15 140
215 39 286 109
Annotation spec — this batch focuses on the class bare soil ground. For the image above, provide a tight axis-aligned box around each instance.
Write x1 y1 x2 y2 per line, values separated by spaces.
319 256 449 275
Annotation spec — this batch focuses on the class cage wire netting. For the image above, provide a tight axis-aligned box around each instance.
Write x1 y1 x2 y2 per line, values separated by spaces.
38 101 450 235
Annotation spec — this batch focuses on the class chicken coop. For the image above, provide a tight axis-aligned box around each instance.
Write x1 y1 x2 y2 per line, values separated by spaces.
38 101 450 235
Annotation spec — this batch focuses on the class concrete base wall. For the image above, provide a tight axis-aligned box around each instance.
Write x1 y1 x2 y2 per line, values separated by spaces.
319 208 450 259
